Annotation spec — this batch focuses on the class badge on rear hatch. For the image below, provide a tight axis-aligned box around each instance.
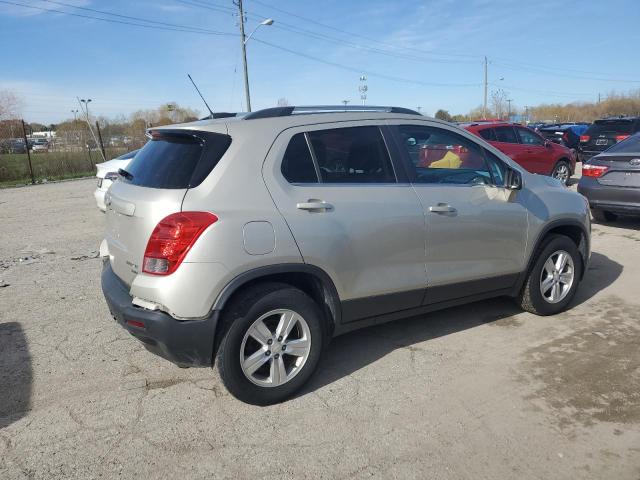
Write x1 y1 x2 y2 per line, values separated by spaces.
630 158 640 166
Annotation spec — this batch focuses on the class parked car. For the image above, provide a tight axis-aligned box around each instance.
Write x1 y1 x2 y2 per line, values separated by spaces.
578 132 640 221
94 149 140 211
538 124 589 151
578 117 640 162
31 138 49 153
0 138 27 154
464 122 576 184
100 106 590 405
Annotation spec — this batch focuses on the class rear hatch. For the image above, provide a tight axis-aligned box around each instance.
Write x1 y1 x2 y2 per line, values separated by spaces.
538 126 567 145
581 119 636 153
589 135 640 187
104 129 231 286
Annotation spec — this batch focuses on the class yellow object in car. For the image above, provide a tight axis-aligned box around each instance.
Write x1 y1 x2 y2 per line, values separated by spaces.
429 151 462 169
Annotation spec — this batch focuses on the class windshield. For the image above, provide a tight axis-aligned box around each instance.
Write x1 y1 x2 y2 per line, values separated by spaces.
604 133 640 154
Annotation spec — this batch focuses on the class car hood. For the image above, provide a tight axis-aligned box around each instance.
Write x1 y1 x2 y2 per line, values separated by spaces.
95 158 132 178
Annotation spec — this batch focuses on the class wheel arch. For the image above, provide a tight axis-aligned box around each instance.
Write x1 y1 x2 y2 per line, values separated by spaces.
514 219 590 295
212 264 341 350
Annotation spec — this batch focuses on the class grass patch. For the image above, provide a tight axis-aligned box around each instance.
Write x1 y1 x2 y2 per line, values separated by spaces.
0 148 126 186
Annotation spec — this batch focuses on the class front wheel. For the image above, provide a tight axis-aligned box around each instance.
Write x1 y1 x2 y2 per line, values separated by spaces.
551 160 571 185
216 283 324 405
518 234 582 315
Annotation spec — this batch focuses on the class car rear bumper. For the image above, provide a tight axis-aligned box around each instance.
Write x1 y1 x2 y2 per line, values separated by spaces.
101 261 218 367
94 187 106 211
578 177 640 215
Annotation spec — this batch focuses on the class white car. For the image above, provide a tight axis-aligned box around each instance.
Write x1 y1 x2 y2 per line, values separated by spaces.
94 149 139 211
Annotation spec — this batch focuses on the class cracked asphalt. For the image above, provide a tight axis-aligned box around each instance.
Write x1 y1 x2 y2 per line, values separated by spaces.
1 175 639 479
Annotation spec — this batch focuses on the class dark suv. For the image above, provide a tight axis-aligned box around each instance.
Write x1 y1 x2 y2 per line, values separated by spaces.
578 117 640 162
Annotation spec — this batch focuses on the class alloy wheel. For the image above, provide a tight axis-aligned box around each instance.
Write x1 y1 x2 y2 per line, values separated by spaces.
240 309 312 387
539 249 575 304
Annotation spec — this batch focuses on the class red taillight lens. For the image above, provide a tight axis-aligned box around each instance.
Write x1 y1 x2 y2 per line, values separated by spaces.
580 135 590 143
615 135 629 142
143 212 217 275
582 164 609 178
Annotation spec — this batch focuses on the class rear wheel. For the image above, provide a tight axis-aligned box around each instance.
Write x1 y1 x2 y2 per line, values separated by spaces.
216 283 324 405
518 234 582 316
591 209 618 223
551 160 571 185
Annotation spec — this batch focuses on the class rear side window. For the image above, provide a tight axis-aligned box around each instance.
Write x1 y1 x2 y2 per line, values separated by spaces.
281 133 318 183
479 128 496 141
494 126 518 144
307 126 396 183
123 132 231 189
587 120 635 135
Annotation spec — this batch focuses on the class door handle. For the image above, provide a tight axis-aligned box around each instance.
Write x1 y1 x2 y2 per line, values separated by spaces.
296 200 333 212
428 204 457 214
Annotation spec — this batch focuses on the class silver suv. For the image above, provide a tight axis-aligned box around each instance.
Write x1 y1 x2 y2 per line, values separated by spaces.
100 106 591 405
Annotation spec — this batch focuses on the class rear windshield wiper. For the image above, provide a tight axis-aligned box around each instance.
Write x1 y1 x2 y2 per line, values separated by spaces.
118 168 134 181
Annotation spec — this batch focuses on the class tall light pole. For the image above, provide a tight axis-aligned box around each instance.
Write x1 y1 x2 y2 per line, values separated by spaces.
359 75 368 106
80 98 92 120
236 0 274 112
71 109 78 121
507 99 513 121
342 100 350 107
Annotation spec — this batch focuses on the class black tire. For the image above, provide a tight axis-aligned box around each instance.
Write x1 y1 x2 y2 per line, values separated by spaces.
518 234 582 316
216 282 324 405
551 160 571 185
591 209 618 223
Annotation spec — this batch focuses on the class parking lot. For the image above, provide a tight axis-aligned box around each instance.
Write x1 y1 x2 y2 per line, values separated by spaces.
1 174 639 479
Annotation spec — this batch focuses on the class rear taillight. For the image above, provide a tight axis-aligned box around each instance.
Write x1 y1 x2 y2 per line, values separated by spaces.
580 135 590 143
143 212 217 275
562 132 569 144
615 135 629 142
582 164 609 178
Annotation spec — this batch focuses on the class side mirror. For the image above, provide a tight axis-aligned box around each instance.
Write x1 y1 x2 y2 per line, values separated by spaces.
505 168 523 190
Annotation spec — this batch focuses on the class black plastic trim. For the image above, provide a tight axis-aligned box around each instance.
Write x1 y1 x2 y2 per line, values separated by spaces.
342 289 425 323
212 263 342 327
101 262 217 367
512 219 590 295
424 274 519 305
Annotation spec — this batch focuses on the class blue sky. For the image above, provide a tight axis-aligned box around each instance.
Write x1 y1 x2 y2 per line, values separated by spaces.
1 0 639 123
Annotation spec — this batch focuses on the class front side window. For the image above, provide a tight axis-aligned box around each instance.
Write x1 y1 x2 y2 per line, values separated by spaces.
494 126 518 144
397 125 493 185
306 126 396 183
517 127 545 146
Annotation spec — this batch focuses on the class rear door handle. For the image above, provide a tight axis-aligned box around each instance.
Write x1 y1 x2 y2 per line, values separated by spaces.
296 200 333 212
428 204 457 214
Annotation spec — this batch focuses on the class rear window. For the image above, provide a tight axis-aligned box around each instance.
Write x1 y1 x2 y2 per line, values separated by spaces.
604 133 640 154
587 120 635 136
494 126 518 144
122 131 231 189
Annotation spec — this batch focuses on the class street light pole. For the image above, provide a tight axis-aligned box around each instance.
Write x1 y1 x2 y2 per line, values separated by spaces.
235 0 274 113
507 99 513 120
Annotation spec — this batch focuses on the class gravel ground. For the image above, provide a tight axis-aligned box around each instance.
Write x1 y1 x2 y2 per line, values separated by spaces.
1 175 639 479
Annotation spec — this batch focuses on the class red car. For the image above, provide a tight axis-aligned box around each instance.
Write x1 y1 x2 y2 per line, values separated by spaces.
463 122 575 184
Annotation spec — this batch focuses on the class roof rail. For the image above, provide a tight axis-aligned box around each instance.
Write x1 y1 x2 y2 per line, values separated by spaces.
243 105 421 120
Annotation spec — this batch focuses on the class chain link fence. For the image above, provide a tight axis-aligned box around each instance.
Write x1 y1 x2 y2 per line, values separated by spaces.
0 119 145 186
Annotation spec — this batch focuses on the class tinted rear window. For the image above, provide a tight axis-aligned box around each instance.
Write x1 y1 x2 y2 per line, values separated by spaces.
587 120 635 136
123 132 231 189
494 126 518 143
604 133 640 154
479 128 496 141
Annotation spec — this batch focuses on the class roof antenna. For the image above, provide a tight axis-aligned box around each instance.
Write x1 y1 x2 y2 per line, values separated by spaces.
187 74 214 118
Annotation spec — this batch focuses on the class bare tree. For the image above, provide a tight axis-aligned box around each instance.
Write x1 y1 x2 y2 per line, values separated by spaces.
490 89 509 119
0 89 23 120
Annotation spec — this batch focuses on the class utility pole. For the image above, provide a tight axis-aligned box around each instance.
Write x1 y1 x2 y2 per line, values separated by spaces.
598 93 601 104
507 99 513 120
483 56 488 120
236 0 251 112
341 100 349 107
